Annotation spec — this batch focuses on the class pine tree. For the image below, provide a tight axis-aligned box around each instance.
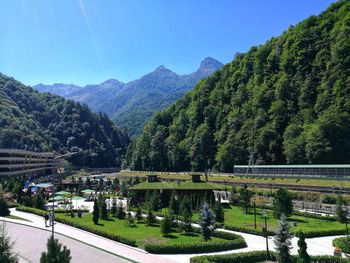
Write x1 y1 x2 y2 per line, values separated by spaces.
40 237 71 263
214 199 224 223
335 194 347 223
116 201 126 219
34 193 45 210
0 197 10 217
136 205 142 223
92 199 99 225
101 200 108 220
179 196 192 233
127 211 135 227
169 191 179 218
199 202 216 241
0 223 18 263
111 199 117 217
273 188 293 218
160 212 173 236
146 208 156 226
274 214 292 263
297 231 310 263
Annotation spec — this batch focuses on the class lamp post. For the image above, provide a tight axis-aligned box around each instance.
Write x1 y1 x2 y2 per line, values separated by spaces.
263 209 270 258
253 185 257 229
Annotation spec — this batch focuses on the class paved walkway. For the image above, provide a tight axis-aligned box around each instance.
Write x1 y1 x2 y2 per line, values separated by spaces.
5 222 131 263
1 209 345 263
0 209 177 263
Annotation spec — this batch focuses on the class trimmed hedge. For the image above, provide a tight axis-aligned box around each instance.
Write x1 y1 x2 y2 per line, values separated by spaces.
302 229 348 238
16 206 137 247
54 209 90 214
190 251 348 263
293 211 337 221
145 238 246 254
223 224 275 236
145 228 246 254
333 237 350 254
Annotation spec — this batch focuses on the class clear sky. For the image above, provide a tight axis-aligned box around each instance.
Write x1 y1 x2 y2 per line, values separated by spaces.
0 0 337 86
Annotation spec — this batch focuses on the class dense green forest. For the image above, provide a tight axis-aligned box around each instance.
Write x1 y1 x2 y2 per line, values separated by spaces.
0 74 130 167
128 1 350 172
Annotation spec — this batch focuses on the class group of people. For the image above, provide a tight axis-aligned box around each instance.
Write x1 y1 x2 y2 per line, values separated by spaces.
44 210 54 227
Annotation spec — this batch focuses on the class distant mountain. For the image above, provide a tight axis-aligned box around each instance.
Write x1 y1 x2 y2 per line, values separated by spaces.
0 74 129 168
128 1 350 172
34 57 223 137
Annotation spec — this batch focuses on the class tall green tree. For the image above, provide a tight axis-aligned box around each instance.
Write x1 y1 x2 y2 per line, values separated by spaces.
0 198 10 217
100 200 108 220
160 212 173 236
40 237 71 263
274 214 292 263
92 199 99 225
297 231 310 263
213 199 224 223
0 223 18 263
273 188 293 218
179 196 192 233
335 194 347 224
199 202 216 242
239 185 252 214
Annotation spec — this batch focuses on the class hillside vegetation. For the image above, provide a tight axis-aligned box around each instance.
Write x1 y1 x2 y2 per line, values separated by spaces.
0 74 129 167
129 1 350 172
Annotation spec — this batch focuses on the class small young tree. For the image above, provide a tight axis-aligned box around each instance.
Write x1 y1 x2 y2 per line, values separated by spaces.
199 202 216 242
92 199 99 225
214 199 224 223
0 223 18 263
111 199 117 217
239 184 252 214
160 213 173 236
274 214 292 263
101 200 108 220
34 193 45 210
146 209 156 226
297 231 310 263
335 194 347 223
179 196 192 233
169 191 179 219
116 201 126 219
0 197 10 217
273 188 293 218
136 205 142 223
40 237 71 263
126 211 135 227
23 195 33 207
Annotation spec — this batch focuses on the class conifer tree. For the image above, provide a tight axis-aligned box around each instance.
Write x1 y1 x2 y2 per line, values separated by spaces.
169 191 179 219
160 212 173 236
146 208 156 226
274 214 292 263
239 185 252 214
40 237 71 263
111 199 117 217
0 223 18 263
214 199 224 223
0 197 10 217
92 199 99 225
116 201 126 219
199 202 216 241
335 194 347 223
101 200 108 220
179 196 192 233
136 205 142 223
273 188 293 218
297 231 310 263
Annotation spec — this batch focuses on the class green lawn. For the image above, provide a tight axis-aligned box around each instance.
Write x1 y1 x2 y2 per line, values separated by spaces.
193 206 345 235
55 213 222 248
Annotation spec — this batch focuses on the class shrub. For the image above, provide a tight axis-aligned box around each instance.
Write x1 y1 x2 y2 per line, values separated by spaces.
223 224 275 236
0 197 10 216
16 206 137 247
333 237 350 254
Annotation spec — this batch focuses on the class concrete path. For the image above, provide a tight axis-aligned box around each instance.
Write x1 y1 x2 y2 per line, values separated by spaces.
0 209 177 263
5 222 131 263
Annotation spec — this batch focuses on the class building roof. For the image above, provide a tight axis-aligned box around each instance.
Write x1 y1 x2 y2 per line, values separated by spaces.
129 180 222 191
234 164 350 168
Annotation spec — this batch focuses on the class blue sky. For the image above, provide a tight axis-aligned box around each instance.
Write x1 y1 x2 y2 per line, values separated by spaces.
0 0 336 86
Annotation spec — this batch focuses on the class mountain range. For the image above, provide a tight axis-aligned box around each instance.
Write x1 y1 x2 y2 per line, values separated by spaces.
128 0 350 172
35 57 223 137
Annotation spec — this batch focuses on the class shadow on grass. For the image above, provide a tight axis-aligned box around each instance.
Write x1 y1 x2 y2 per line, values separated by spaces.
96 223 104 226
181 232 200 237
287 218 307 223
163 234 178 239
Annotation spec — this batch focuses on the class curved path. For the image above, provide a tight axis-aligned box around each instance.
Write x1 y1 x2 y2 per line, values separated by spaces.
5 222 131 263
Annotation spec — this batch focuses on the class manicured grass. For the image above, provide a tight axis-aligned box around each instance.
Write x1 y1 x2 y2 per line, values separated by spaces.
193 206 346 235
55 213 222 249
117 170 350 188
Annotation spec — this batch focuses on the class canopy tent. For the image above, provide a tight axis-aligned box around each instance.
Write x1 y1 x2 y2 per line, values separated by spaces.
55 191 70 196
81 189 95 194
48 195 65 201
71 196 85 208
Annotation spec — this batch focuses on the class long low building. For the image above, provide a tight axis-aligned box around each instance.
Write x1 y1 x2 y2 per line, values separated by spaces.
233 164 350 179
0 149 55 177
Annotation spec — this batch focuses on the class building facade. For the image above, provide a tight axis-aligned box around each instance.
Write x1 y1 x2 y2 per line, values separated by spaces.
0 149 55 177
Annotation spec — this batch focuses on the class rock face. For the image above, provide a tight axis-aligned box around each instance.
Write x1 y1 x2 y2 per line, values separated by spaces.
34 57 223 137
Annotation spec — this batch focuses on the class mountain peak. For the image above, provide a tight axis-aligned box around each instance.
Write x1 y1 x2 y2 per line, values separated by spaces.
154 65 172 72
199 57 224 70
100 79 124 86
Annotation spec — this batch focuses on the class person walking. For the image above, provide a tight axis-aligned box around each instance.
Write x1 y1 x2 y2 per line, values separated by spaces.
44 214 49 227
49 210 53 226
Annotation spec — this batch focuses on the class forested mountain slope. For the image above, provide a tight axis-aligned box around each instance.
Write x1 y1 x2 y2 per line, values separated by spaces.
0 74 129 167
128 0 350 172
35 57 223 137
